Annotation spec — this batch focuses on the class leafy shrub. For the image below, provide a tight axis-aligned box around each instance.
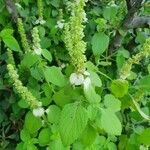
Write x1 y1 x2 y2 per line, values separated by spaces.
0 0 150 149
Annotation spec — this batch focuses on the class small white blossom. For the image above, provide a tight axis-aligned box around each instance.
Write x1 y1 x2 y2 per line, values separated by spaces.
35 18 46 25
33 107 45 117
40 20 46 25
60 63 66 69
70 73 84 86
34 47 42 55
140 145 149 150
84 71 90 76
55 20 65 29
83 77 91 90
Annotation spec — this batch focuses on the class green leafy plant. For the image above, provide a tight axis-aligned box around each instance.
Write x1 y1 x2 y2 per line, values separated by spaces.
0 0 150 149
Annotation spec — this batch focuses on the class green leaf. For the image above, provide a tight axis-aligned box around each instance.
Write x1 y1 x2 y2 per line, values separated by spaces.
138 75 150 92
42 49 52 62
24 111 42 134
101 109 122 135
84 85 101 104
44 66 66 87
2 36 20 51
21 52 40 68
59 102 88 146
103 6 118 21
0 29 13 37
30 67 43 81
53 86 80 107
38 128 51 146
80 124 97 146
20 129 31 142
116 48 130 70
104 94 121 112
48 138 69 150
47 105 61 124
110 79 129 98
138 128 150 145
89 70 102 87
91 32 109 56
18 99 29 108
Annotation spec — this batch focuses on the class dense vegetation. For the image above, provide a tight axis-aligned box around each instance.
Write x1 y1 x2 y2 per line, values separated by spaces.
0 0 150 149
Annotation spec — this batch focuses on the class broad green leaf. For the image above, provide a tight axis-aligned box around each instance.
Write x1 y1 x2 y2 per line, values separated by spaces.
101 109 122 135
86 61 99 72
89 70 102 87
138 75 150 92
107 142 117 150
42 49 52 62
41 37 51 49
0 29 13 37
53 86 80 107
18 99 29 108
47 105 61 124
138 128 150 145
38 128 51 146
26 144 38 150
48 138 70 150
135 32 146 44
24 111 42 134
59 102 88 146
16 143 24 150
91 32 109 56
30 67 43 81
116 48 130 70
2 36 20 51
104 94 121 112
41 83 53 98
103 6 118 21
84 85 101 104
87 105 99 121
80 124 97 146
20 129 30 142
44 66 66 87
110 79 129 98
118 135 128 150
21 53 40 68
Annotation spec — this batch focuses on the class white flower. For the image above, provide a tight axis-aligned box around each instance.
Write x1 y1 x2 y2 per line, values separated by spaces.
70 73 84 86
83 77 91 90
60 63 66 69
83 71 90 76
34 47 42 55
35 18 46 25
33 107 45 117
55 20 65 29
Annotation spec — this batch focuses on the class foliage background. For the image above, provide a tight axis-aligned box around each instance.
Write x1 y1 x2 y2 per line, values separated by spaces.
0 0 150 149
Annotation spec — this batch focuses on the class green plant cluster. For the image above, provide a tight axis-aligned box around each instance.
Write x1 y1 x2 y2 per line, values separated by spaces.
0 0 150 150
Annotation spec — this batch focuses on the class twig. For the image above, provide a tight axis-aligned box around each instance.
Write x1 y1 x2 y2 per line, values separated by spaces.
4 0 18 23
109 0 149 53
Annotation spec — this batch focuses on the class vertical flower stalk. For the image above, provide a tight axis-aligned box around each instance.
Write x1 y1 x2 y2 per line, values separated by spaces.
7 49 15 66
64 0 90 87
17 18 31 53
64 0 88 74
32 27 42 55
7 64 42 109
36 0 45 24
120 38 150 80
